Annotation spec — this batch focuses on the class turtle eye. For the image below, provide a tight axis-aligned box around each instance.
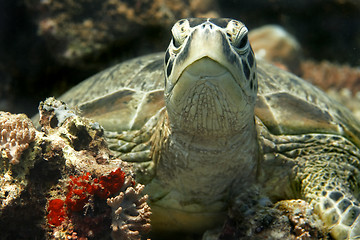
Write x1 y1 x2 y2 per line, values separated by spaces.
172 37 181 48
236 34 248 49
227 31 248 49
226 20 249 50
171 19 190 49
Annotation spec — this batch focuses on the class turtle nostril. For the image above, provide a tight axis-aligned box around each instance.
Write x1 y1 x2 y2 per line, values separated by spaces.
201 23 213 30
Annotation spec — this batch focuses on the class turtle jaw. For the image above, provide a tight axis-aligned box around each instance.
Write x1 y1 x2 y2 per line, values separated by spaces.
169 56 248 111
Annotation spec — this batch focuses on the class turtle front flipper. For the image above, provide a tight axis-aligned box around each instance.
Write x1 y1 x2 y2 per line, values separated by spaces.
297 141 360 239
105 107 167 184
306 181 360 239
258 120 360 240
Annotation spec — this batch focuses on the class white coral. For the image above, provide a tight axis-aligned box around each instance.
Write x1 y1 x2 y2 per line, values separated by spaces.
0 112 37 164
107 176 151 240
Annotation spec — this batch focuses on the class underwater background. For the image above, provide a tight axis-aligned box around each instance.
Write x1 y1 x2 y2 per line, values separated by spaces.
0 1 360 239
0 0 359 117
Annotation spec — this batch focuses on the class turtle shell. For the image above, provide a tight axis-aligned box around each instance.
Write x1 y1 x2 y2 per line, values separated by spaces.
255 59 360 148
59 53 360 148
60 53 165 131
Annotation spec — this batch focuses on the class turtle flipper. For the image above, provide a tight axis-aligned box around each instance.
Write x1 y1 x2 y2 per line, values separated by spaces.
106 129 152 161
105 107 167 184
258 121 360 239
315 189 360 239
300 158 360 239
105 107 166 159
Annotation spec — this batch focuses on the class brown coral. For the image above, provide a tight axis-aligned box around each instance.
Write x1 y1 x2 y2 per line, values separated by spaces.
107 176 151 240
0 111 36 164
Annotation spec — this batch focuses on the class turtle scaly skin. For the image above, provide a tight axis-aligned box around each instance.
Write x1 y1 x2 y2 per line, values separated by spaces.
59 18 360 239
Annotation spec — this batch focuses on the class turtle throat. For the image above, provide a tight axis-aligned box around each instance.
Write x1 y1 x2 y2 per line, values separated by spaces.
165 57 255 141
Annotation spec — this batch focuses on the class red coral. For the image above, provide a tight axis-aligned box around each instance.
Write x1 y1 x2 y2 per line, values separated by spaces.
97 168 125 199
65 173 98 212
47 168 125 228
47 199 66 227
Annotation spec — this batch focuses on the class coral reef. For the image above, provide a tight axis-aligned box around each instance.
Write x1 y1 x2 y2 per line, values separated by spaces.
0 112 37 164
107 176 151 240
0 97 151 239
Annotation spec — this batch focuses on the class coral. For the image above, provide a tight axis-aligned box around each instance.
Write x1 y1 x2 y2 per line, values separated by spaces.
46 167 150 240
0 111 36 164
107 176 151 240
47 199 66 227
65 173 96 213
47 169 126 237
0 112 41 216
38 97 77 133
64 169 125 214
47 218 77 240
38 97 117 173
97 168 126 199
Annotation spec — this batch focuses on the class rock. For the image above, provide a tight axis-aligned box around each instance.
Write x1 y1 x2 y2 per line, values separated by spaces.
249 25 302 74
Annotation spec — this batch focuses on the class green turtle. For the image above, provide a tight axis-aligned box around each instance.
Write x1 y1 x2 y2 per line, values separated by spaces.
58 18 360 239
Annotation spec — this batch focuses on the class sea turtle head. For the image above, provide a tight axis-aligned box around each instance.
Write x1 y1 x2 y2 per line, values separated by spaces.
164 18 257 137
